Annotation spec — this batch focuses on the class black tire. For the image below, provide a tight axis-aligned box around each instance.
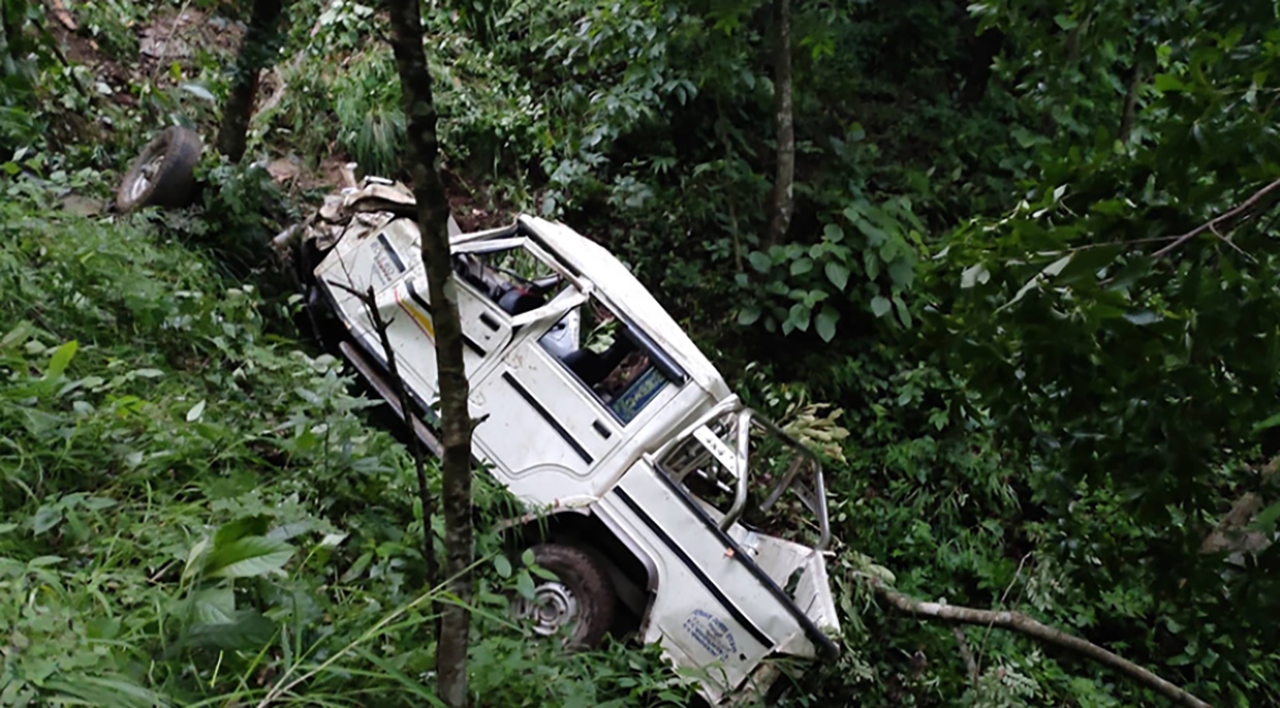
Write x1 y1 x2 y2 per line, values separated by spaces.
513 543 617 649
116 126 203 212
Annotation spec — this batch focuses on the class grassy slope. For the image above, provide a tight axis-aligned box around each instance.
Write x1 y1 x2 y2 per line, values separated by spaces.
0 188 698 707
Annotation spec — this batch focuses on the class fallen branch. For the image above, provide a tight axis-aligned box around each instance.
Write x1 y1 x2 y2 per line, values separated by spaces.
1151 175 1280 259
855 573 1211 708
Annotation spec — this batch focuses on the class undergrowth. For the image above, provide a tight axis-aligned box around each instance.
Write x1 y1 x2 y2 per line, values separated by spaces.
0 180 699 707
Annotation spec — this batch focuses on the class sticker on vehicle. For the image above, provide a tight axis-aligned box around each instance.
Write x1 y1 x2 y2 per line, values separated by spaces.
683 608 738 661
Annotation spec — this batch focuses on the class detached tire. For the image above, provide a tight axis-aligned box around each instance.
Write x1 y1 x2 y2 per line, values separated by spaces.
116 126 203 212
512 543 616 649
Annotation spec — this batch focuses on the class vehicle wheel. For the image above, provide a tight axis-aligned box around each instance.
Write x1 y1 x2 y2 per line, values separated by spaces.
116 126 203 213
511 543 616 649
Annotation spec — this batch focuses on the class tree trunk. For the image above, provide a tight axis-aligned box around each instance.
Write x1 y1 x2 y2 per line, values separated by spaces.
216 0 285 163
384 1 475 707
767 0 794 247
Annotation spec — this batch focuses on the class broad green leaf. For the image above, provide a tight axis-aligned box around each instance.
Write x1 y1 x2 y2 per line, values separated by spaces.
31 505 63 535
494 554 513 579
1253 501 1280 531
823 224 845 242
45 340 78 379
205 535 294 579
214 515 272 548
747 251 771 273
815 307 839 342
870 296 892 318
864 251 881 280
192 587 236 625
737 304 762 325
186 609 276 650
893 294 912 328
825 261 850 291
789 303 811 331
1058 245 1123 285
516 569 537 600
791 257 814 275
888 258 914 287
186 399 206 422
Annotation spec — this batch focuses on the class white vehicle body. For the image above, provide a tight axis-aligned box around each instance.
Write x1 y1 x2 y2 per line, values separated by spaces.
287 178 841 703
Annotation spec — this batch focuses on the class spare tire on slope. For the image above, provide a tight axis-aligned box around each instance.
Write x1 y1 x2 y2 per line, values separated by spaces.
116 126 203 213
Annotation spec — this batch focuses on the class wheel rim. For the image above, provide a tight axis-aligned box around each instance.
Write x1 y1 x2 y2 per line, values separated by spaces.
513 580 580 637
128 153 166 203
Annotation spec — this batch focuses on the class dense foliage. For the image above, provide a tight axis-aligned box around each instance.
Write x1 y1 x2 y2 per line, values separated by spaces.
3 0 1278 705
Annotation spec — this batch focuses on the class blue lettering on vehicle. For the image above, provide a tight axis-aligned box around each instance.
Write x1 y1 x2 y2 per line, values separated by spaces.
682 609 738 661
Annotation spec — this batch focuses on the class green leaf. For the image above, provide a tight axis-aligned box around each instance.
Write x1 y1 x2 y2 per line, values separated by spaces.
1058 245 1123 284
45 340 78 379
789 303 811 331
870 296 892 318
205 535 294 579
494 554 513 579
888 258 914 287
790 257 814 275
747 251 772 273
737 304 762 325
186 609 277 650
214 515 272 548
825 262 850 291
864 251 881 280
31 504 63 535
823 224 845 242
1153 73 1187 93
186 399 206 422
516 569 537 600
1252 501 1280 532
1252 411 1280 433
815 307 839 342
192 587 237 625
893 294 912 328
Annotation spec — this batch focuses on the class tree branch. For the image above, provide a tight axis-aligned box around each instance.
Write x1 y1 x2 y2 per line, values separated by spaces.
332 282 438 595
1151 176 1280 259
855 573 1211 708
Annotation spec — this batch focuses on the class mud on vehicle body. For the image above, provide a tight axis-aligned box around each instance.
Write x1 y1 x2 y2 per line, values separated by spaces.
275 176 842 704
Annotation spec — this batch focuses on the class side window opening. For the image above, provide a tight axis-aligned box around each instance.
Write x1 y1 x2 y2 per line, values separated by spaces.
538 294 675 424
452 241 568 317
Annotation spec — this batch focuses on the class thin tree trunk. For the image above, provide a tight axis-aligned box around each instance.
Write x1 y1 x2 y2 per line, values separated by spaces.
384 1 475 706
216 0 284 162
767 0 794 247
857 573 1211 708
1118 58 1143 143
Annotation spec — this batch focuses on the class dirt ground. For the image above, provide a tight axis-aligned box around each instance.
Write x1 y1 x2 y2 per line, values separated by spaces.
47 2 514 227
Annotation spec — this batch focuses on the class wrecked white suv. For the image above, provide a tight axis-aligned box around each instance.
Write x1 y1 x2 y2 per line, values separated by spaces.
277 177 841 703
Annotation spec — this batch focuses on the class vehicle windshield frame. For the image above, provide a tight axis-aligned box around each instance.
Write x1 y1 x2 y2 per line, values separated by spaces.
651 399 831 551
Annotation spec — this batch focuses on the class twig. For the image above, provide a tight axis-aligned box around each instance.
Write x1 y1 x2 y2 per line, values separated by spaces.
855 573 1211 708
149 0 193 82
331 281 439 595
1151 176 1280 259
